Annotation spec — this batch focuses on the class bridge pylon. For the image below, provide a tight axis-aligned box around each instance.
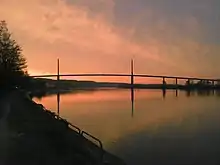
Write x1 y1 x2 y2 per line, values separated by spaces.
131 59 134 88
57 58 60 81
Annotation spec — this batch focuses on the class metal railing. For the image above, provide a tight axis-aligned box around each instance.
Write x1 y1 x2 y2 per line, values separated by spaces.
41 105 103 150
81 131 103 149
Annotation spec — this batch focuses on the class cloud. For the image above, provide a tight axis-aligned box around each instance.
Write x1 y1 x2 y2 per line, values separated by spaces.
0 0 163 73
0 0 219 79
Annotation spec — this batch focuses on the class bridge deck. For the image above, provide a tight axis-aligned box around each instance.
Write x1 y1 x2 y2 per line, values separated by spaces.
31 73 220 82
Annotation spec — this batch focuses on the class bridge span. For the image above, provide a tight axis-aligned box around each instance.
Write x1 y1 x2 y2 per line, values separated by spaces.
31 73 220 82
30 59 220 84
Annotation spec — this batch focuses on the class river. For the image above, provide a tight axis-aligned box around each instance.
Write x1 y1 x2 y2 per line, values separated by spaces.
34 89 220 165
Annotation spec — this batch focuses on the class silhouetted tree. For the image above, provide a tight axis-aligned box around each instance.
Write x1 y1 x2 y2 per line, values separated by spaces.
0 20 28 89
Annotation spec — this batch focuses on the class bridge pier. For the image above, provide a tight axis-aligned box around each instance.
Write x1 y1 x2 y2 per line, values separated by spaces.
162 77 166 86
175 78 178 86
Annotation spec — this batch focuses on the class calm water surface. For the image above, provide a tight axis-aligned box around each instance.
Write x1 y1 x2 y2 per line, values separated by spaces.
35 89 220 165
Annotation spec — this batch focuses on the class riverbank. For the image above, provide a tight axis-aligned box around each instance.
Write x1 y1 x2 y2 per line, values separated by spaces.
0 90 125 165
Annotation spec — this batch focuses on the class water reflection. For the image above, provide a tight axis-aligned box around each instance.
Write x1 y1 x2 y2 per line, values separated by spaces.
40 89 220 120
186 89 217 97
162 89 166 99
131 87 134 118
57 92 60 116
34 89 220 165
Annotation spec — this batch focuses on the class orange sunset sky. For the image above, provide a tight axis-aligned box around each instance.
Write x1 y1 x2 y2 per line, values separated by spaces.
0 0 220 82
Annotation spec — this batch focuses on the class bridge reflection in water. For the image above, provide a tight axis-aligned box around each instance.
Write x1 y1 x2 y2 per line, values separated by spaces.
55 87 219 120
